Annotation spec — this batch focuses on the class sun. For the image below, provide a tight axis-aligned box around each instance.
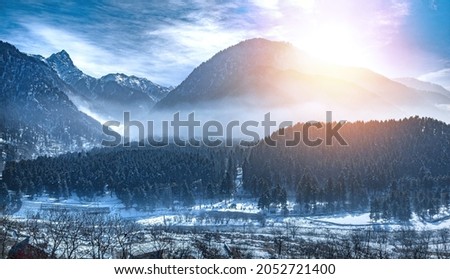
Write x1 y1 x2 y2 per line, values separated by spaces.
300 24 369 67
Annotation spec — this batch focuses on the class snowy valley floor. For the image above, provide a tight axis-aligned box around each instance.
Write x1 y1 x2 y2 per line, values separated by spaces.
2 194 450 259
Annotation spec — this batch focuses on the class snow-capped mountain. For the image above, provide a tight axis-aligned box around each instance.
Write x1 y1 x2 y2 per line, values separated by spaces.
155 38 450 122
46 51 171 120
46 50 97 98
0 41 102 164
100 73 170 102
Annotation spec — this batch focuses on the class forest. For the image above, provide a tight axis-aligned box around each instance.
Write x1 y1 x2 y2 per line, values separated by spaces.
244 116 450 221
1 116 449 222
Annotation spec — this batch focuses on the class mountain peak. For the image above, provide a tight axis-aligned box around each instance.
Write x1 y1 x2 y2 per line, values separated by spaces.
58 49 70 56
236 37 286 47
102 73 128 81
226 38 293 54
46 49 86 86
48 49 73 65
0 40 20 55
155 37 305 109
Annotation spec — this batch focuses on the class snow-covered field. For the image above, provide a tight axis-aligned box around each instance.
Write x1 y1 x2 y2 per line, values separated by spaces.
12 193 450 232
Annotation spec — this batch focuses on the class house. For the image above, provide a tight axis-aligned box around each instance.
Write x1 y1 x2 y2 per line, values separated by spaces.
129 250 164 259
7 237 49 259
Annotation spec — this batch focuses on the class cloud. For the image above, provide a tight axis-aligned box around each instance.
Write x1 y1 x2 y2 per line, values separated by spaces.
375 1 409 28
8 22 158 81
250 0 316 13
146 17 249 62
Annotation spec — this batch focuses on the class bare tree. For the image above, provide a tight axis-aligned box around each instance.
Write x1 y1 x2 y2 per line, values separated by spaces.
171 236 193 259
0 216 15 258
374 230 389 259
60 212 85 259
82 213 115 259
193 236 224 259
416 230 432 259
44 209 74 258
146 226 174 257
350 231 364 258
436 228 450 259
24 214 42 245
111 216 142 259
284 220 300 239
394 228 432 258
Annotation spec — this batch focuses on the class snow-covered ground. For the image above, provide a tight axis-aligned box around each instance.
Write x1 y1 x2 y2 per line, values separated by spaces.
11 194 450 233
304 212 450 231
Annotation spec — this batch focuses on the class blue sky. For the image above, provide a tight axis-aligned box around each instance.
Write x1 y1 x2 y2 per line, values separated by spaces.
1 0 449 87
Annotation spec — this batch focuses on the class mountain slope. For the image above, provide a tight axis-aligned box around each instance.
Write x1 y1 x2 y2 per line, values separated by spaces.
394 77 450 98
0 41 102 164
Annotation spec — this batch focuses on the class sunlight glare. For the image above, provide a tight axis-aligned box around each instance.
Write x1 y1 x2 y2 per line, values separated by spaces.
300 24 369 67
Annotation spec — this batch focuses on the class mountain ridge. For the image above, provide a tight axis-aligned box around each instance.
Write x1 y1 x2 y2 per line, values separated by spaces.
46 50 171 121
394 77 450 98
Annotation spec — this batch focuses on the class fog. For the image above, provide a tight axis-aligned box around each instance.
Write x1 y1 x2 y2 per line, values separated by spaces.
96 95 449 146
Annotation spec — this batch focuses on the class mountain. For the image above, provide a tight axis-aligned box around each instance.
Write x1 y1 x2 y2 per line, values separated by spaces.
394 77 450 98
155 38 450 122
46 51 171 120
46 50 97 98
0 41 102 167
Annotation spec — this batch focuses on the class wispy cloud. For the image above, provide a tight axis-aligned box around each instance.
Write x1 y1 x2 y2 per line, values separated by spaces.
374 0 410 42
143 6 256 83
8 21 162 81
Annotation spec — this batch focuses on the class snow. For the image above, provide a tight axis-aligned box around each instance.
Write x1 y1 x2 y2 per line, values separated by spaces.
14 193 119 218
10 194 450 233
8 194 450 260
311 213 372 226
191 200 260 213
408 213 450 230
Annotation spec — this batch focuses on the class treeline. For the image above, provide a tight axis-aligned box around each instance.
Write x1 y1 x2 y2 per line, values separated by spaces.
1 145 239 211
243 116 450 220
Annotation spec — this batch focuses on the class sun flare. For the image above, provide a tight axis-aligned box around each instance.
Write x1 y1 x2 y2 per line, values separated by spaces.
300 24 369 67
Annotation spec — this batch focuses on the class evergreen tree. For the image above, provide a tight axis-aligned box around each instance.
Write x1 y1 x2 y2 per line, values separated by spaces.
182 182 196 207
369 197 382 221
220 172 234 199
206 182 215 200
258 191 271 210
272 184 287 206
0 183 10 213
121 188 133 209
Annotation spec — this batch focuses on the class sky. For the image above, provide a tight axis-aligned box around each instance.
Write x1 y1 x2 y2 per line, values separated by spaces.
1 0 449 87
